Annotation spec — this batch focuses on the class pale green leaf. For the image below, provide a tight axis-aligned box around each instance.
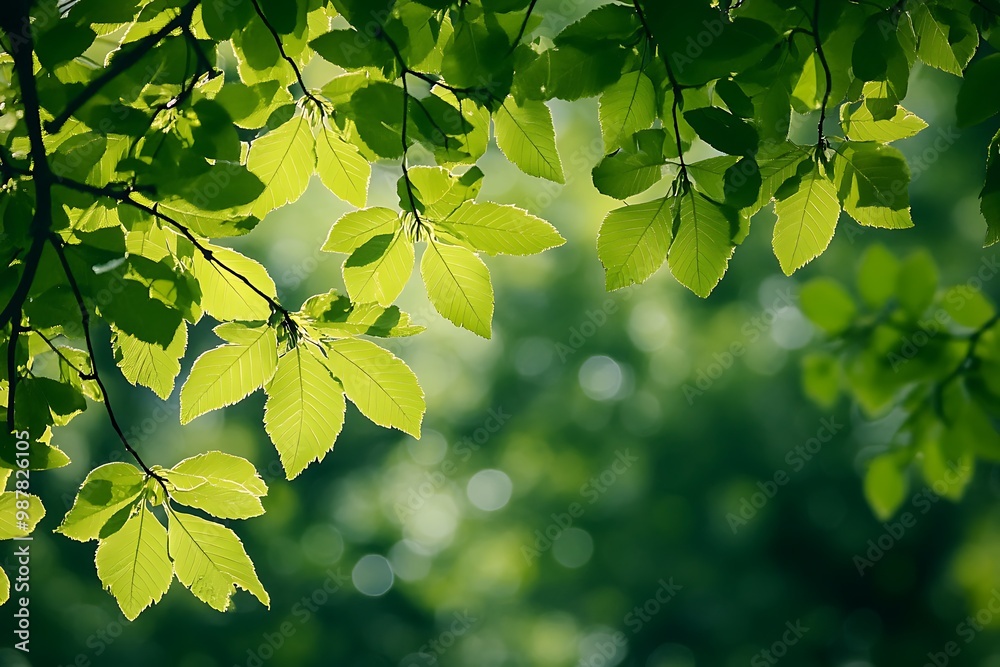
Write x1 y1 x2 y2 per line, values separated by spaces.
323 208 401 254
191 245 277 322
324 338 425 437
0 492 45 539
841 103 927 143
264 345 347 479
95 503 172 621
773 165 840 275
164 452 267 519
435 202 565 256
247 114 316 218
343 228 414 307
57 462 146 542
168 509 269 611
494 97 564 183
597 196 673 291
834 142 913 229
421 241 494 338
668 189 737 297
599 71 657 153
179 324 278 424
864 455 909 520
112 321 187 400
316 124 370 208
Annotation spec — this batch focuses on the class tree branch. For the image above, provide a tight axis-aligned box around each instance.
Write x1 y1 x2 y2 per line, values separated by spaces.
811 0 833 151
248 0 327 114
49 235 166 486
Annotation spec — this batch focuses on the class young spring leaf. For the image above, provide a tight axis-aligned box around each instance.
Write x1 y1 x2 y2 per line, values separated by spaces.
95 503 172 621
191 245 278 322
599 71 657 153
247 114 317 218
597 197 673 291
168 509 269 612
343 228 414 307
264 345 347 479
324 338 425 438
421 240 495 338
112 321 188 400
315 123 371 208
180 324 278 424
434 202 565 256
0 492 45 539
57 462 146 542
494 98 565 183
164 452 267 519
772 163 841 275
668 189 738 297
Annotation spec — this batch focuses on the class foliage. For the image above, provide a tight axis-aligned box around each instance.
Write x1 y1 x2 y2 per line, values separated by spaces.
1 0 999 618
799 245 1000 519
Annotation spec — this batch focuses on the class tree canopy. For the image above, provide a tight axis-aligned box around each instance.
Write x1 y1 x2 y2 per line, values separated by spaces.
2 0 1000 622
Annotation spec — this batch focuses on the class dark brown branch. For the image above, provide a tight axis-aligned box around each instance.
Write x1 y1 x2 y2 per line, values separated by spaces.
248 0 326 113
49 235 166 486
46 0 201 134
30 328 94 380
811 0 833 151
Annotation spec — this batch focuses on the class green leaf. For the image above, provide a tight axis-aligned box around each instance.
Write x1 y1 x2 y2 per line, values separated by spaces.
168 509 269 611
598 197 673 291
494 98 564 183
179 324 278 424
841 102 927 143
0 491 44 539
912 3 977 76
592 130 668 200
310 29 395 70
191 245 277 322
164 452 267 519
58 462 146 542
247 115 316 218
599 71 657 153
856 244 900 310
833 142 913 229
299 291 425 338
264 345 347 479
0 566 9 606
343 228 414 307
316 124 371 209
112 321 187 400
958 54 1000 128
943 286 995 329
799 278 857 334
95 503 172 621
324 208 401 254
864 454 909 520
435 202 565 256
324 338 425 437
801 352 841 408
982 129 1000 246
896 250 938 318
421 240 494 338
773 163 841 275
668 189 737 297
683 106 759 156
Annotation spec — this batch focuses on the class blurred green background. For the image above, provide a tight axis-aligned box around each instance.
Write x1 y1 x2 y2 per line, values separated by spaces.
8 9 1000 666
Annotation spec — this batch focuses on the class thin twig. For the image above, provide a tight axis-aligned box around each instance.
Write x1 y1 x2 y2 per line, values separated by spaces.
49 235 167 486
248 0 326 114
811 0 833 151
